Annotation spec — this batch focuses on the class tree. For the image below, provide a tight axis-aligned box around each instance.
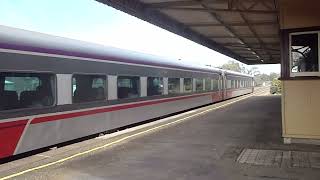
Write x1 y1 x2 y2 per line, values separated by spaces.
269 72 279 81
270 78 281 94
219 61 280 87
219 61 244 73
246 66 260 76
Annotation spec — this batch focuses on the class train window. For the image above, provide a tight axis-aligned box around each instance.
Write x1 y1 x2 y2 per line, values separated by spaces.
212 79 219 91
147 77 163 96
227 80 231 89
195 78 204 92
0 72 55 111
290 32 319 76
168 78 180 94
204 78 211 91
118 76 140 99
183 78 193 93
72 75 106 103
231 80 235 89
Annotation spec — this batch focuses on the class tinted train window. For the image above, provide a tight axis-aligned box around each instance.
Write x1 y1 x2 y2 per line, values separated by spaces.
227 80 231 89
0 72 55 111
118 76 140 99
205 78 211 91
212 79 219 91
168 78 180 94
183 78 193 93
147 77 163 96
195 79 204 92
72 75 106 103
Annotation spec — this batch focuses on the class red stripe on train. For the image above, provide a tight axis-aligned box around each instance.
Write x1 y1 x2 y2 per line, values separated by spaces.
31 92 216 124
0 119 28 158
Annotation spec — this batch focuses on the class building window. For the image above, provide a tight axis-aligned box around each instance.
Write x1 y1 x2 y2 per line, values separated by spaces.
0 72 55 111
290 32 319 76
195 78 204 92
147 77 163 96
204 78 211 91
72 74 106 103
183 78 193 93
168 78 180 94
118 76 140 99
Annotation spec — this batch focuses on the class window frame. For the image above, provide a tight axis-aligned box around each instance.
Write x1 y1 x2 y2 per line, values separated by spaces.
168 77 181 95
71 73 107 104
147 76 164 96
204 78 211 91
289 31 320 77
0 71 57 112
183 78 193 93
212 78 219 91
117 75 141 99
195 78 204 92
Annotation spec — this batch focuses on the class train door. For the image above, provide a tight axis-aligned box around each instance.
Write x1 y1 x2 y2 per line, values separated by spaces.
220 74 226 100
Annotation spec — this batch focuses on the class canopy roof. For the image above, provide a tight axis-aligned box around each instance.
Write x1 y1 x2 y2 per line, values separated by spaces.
97 0 280 65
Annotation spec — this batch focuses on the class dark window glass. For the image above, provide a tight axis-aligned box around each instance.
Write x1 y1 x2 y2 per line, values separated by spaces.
212 79 219 91
0 72 55 111
118 76 140 99
291 33 319 73
147 77 163 96
183 78 193 93
205 78 211 91
72 75 106 103
195 78 204 92
168 78 180 94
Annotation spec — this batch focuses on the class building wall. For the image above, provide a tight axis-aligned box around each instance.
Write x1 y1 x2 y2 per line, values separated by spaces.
279 0 320 29
280 0 320 142
282 80 320 139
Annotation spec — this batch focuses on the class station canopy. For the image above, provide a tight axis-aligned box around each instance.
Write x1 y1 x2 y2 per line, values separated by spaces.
97 0 280 65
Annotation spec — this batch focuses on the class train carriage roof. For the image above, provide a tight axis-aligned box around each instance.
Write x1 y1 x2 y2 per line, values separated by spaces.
0 25 251 77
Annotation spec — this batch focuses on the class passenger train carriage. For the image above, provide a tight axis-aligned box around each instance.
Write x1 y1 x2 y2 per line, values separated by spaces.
0 26 253 159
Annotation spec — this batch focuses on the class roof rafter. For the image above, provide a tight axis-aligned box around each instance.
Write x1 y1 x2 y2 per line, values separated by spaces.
96 0 280 64
186 21 277 27
194 0 266 62
208 35 278 38
152 6 277 14
237 1 276 62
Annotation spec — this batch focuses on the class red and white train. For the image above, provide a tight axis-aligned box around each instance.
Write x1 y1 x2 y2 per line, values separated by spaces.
0 26 253 159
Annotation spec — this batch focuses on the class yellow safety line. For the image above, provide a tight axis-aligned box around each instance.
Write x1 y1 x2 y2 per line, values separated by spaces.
0 90 266 180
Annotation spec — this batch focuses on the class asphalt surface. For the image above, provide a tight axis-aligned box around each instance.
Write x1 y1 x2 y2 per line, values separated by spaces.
1 88 320 180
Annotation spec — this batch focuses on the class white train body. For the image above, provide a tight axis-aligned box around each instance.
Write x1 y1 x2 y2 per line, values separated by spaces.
0 26 253 159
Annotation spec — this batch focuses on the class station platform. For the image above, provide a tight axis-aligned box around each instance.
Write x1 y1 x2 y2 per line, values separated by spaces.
0 88 319 180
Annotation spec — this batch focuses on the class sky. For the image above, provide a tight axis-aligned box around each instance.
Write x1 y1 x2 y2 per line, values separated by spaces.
0 0 280 74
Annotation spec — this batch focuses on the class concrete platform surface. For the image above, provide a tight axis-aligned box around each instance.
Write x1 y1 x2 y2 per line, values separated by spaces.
0 89 319 180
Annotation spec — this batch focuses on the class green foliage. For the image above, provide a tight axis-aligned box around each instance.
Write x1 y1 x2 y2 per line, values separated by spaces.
219 60 245 73
219 61 280 87
270 78 282 94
